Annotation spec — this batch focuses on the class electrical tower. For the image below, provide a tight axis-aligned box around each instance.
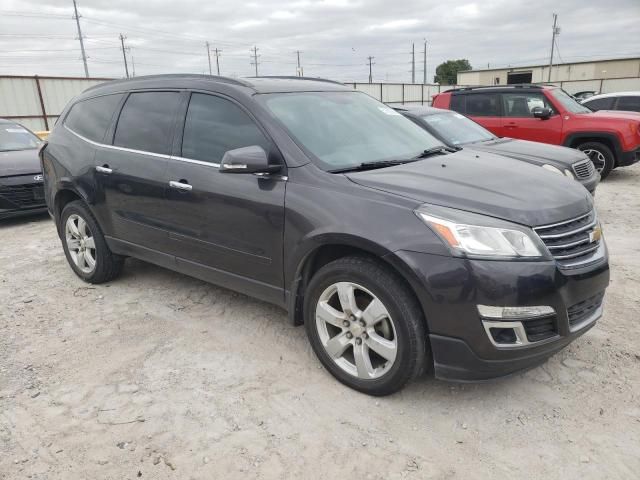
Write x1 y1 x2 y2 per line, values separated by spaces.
119 33 130 79
367 56 375 83
206 41 212 75
296 50 303 77
411 43 415 84
72 0 89 77
422 39 428 84
214 48 221 76
250 46 260 77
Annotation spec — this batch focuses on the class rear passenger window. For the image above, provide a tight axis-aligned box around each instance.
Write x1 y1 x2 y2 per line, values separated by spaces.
113 92 181 155
449 95 465 113
65 94 124 142
181 93 270 163
465 94 500 116
584 97 614 111
616 96 640 112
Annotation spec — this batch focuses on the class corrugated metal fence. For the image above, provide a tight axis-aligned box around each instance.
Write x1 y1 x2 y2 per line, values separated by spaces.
0 75 111 131
350 82 453 106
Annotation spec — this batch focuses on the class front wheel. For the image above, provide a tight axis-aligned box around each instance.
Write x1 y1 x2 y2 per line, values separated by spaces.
304 256 428 396
578 142 614 179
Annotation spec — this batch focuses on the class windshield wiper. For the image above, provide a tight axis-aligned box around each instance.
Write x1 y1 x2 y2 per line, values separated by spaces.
414 146 459 158
329 158 417 173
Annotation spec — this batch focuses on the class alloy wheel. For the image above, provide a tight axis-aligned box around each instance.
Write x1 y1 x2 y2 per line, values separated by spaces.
315 282 397 380
582 148 606 173
65 214 97 274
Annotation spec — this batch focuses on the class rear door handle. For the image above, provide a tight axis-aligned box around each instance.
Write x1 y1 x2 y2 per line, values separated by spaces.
169 180 193 191
95 165 113 174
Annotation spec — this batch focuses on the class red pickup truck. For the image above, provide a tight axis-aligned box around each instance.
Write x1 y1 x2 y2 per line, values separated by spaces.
432 85 640 178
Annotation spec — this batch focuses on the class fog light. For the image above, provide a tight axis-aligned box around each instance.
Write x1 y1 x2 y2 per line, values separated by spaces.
477 305 555 319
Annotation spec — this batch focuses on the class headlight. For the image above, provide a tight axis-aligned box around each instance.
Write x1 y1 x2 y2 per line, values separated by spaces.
564 169 575 179
415 205 547 259
542 164 563 175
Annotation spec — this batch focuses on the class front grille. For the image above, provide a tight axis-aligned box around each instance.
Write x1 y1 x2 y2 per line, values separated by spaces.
568 292 605 327
534 210 601 265
522 315 557 342
0 183 45 208
572 158 595 179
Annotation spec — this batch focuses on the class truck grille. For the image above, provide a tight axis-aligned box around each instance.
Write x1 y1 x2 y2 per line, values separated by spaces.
533 210 601 265
571 159 595 179
522 315 557 342
0 183 45 208
568 292 605 327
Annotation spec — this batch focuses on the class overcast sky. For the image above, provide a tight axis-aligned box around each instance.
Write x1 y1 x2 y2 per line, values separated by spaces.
1 0 639 82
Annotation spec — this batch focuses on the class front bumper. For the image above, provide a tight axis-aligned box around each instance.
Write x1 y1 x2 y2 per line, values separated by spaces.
0 174 46 220
618 147 640 167
393 248 610 381
579 174 599 196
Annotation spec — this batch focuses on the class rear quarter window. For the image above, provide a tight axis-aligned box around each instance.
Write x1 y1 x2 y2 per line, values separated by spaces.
64 94 124 142
450 95 465 113
616 96 640 112
583 97 615 111
465 93 500 116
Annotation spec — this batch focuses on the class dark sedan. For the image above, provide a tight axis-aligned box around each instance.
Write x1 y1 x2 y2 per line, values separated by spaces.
0 119 47 219
397 106 599 195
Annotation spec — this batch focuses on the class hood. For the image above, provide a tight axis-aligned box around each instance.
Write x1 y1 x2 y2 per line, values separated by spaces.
466 138 586 168
585 110 640 120
346 149 592 227
0 148 41 177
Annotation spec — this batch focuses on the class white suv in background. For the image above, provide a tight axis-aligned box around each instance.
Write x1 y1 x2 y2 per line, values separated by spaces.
581 91 640 113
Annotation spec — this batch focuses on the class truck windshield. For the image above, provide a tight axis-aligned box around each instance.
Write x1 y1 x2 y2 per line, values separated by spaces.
550 89 592 114
0 123 41 152
260 91 445 171
421 112 495 145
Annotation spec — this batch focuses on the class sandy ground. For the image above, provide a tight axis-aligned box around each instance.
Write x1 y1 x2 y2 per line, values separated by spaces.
1 166 639 480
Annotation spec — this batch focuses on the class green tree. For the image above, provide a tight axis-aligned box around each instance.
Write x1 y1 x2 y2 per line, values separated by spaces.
434 59 472 85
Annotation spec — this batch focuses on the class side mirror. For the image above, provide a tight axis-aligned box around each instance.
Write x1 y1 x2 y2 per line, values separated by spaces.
219 145 281 174
532 106 553 120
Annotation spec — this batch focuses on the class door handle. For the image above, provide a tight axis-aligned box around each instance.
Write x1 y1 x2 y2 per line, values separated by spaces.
95 165 113 174
169 180 193 191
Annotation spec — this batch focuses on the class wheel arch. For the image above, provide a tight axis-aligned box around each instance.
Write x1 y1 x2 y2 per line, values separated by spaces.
286 236 430 332
53 182 92 234
563 132 622 166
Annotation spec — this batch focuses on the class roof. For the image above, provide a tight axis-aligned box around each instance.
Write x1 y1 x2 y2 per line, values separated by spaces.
583 91 640 100
393 105 447 116
459 56 640 74
441 84 558 94
82 74 349 97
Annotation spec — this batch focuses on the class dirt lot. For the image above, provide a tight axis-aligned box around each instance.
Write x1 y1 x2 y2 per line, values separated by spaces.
1 167 639 480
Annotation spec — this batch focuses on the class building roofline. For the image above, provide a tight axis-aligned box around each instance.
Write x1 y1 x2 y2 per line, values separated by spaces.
459 56 640 74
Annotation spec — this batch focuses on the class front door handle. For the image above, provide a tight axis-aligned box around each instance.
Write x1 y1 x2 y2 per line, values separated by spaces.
95 165 113 174
169 180 193 191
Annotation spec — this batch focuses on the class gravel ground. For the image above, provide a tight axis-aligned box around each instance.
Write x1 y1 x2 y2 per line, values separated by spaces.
1 166 639 480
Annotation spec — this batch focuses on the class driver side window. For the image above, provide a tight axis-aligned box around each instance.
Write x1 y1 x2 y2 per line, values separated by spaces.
502 93 554 117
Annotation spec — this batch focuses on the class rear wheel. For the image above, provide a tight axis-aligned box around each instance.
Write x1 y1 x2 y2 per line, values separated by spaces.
577 142 614 179
304 256 427 396
60 201 124 283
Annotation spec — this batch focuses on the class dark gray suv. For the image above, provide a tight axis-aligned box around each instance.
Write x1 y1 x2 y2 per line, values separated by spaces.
41 75 610 395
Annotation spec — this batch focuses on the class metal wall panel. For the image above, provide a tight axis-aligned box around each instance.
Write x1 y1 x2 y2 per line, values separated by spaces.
40 77 107 114
381 84 402 103
403 84 423 102
0 77 40 116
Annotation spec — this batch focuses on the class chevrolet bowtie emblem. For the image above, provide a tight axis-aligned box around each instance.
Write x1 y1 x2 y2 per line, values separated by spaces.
589 225 602 243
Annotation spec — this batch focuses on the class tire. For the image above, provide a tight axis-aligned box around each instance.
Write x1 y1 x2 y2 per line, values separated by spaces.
304 256 428 396
60 200 124 283
577 141 614 179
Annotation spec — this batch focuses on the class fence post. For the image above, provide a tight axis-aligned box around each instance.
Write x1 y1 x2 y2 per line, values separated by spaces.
421 85 424 105
380 83 383 102
34 75 49 130
402 83 405 104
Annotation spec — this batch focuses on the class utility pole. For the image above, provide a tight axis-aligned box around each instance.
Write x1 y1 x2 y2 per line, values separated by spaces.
72 0 89 77
206 41 212 75
214 48 221 76
411 43 415 84
250 46 259 77
296 50 303 76
119 33 129 79
131 55 136 77
548 13 559 82
422 39 427 84
367 56 375 83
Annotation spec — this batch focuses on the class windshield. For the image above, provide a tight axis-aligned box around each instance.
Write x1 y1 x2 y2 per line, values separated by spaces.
550 89 592 114
260 91 444 170
0 123 41 152
421 112 495 145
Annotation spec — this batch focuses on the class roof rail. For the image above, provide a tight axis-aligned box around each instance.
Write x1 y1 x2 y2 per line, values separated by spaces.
83 74 252 93
246 75 345 86
445 83 560 93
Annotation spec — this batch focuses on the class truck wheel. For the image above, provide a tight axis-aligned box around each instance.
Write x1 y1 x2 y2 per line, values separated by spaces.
304 256 428 396
60 200 124 283
578 142 614 179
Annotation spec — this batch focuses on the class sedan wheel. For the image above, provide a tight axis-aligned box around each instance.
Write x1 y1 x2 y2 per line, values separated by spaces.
65 213 97 274
315 281 398 380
